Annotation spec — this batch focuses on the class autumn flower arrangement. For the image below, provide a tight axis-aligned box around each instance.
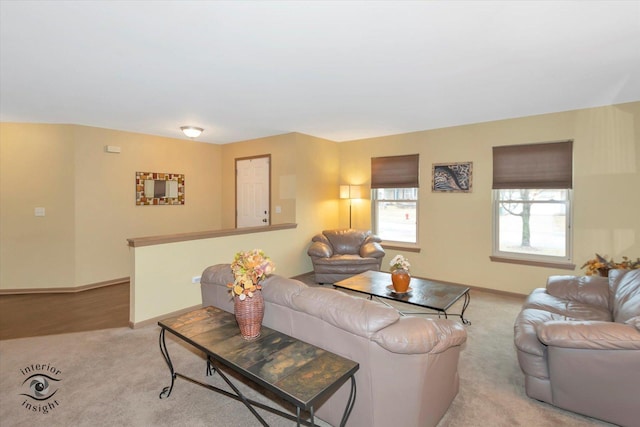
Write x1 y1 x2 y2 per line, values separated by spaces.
581 253 640 276
389 254 411 273
227 249 275 300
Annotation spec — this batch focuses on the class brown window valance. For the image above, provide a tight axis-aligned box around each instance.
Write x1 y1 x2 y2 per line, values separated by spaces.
492 140 573 189
371 154 419 189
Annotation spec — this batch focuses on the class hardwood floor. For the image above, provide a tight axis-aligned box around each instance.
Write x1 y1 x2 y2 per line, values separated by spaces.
0 282 129 340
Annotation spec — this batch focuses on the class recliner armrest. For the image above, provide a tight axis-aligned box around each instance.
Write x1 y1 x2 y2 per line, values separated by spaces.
537 320 640 350
363 234 382 244
307 241 333 258
360 241 385 259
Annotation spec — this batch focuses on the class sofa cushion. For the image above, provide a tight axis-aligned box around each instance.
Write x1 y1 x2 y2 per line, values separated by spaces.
610 269 640 324
546 275 610 310
311 254 378 265
323 229 368 255
626 316 640 331
291 287 399 337
522 288 611 321
261 275 306 307
201 263 234 286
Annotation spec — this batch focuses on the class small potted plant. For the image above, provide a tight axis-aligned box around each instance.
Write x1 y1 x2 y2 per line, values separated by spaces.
581 253 640 277
389 254 411 293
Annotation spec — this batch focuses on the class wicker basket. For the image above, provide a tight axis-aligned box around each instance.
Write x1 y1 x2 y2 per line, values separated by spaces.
233 291 265 340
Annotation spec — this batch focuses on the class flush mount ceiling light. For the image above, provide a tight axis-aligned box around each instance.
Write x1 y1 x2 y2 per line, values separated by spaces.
180 126 204 138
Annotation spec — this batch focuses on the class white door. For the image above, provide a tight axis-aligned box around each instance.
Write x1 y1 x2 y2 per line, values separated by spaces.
236 156 270 227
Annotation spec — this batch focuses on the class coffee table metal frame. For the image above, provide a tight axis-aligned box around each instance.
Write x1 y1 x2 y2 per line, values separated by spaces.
334 270 471 325
158 306 358 427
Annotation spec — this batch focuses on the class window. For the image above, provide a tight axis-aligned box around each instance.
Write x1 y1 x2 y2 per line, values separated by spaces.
371 154 419 244
372 188 418 243
492 141 573 264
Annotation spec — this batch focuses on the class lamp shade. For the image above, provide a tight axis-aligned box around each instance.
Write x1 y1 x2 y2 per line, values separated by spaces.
340 185 350 199
340 185 362 199
349 185 362 199
180 126 204 138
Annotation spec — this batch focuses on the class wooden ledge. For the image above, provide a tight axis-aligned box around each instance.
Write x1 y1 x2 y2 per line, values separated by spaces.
127 223 298 247
0 277 129 295
490 255 575 270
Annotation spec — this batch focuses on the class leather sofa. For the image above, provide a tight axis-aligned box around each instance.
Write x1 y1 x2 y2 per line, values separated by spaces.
201 264 467 427
307 229 385 283
514 269 640 426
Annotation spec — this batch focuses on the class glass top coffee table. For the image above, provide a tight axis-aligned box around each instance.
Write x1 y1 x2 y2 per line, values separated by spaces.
334 270 471 324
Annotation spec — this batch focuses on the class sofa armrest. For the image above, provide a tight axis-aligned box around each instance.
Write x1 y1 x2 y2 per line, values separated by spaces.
537 320 640 350
307 241 333 258
360 241 385 259
546 275 610 310
372 317 467 354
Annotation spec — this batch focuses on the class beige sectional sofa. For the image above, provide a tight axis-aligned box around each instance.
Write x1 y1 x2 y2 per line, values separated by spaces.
514 269 640 426
201 264 467 427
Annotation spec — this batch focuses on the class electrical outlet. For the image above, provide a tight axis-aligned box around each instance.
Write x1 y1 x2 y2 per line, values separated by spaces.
191 276 201 284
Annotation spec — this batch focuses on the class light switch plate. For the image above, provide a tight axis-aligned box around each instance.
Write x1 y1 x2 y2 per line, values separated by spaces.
35 207 45 217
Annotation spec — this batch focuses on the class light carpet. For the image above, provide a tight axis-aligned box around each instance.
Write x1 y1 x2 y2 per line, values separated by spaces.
0 276 614 426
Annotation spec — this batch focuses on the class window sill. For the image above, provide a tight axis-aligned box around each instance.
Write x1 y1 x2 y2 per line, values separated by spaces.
490 255 575 270
381 243 421 253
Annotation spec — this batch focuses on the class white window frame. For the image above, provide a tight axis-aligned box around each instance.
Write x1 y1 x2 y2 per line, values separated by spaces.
492 189 573 264
372 188 419 245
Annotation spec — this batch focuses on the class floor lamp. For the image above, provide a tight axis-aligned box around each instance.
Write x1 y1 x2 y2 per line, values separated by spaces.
340 185 362 228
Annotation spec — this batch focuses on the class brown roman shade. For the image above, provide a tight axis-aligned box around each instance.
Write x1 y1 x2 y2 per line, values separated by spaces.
371 154 419 189
492 140 573 189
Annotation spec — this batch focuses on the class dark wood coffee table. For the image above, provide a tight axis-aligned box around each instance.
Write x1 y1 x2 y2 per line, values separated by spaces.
334 270 471 324
158 306 359 426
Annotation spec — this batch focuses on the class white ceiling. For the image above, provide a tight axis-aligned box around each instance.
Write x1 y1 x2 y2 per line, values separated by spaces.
1 1 639 144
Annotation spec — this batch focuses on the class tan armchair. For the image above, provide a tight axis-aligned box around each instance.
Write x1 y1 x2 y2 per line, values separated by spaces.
514 269 640 426
307 229 385 283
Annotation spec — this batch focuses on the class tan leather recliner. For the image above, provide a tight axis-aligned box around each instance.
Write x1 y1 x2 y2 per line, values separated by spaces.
514 269 640 427
307 229 385 283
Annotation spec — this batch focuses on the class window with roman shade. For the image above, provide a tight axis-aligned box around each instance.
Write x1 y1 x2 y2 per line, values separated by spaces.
371 154 419 244
491 140 574 267
371 154 420 189
492 140 573 189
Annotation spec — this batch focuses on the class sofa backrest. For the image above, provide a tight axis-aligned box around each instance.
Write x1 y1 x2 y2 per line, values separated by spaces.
291 286 399 338
609 269 640 323
323 229 370 255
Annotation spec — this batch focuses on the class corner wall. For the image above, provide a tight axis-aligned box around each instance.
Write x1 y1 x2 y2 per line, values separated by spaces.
0 124 222 289
339 102 640 294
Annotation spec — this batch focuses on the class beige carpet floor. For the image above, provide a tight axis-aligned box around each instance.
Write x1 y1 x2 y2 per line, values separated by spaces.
0 273 614 426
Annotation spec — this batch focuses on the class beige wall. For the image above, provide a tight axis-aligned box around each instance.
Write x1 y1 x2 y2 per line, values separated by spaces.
1 124 222 289
0 124 76 287
131 132 340 323
340 102 640 294
219 132 340 271
219 132 298 228
2 102 638 301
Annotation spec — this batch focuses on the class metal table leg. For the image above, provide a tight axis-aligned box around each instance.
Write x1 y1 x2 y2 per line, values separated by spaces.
460 291 471 325
158 328 176 399
340 376 357 427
